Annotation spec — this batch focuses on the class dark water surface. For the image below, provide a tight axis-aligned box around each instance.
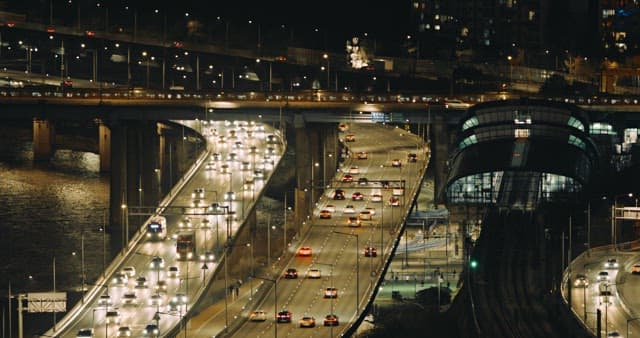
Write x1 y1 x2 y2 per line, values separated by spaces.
0 123 110 337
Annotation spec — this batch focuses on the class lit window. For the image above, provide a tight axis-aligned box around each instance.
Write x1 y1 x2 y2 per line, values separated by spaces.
515 129 530 138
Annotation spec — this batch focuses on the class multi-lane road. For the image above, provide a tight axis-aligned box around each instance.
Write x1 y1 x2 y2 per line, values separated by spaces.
45 120 285 338
223 122 429 338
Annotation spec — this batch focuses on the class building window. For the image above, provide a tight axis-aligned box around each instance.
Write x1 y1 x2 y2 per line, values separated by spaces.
515 128 530 138
459 135 478 149
567 116 585 131
462 117 479 131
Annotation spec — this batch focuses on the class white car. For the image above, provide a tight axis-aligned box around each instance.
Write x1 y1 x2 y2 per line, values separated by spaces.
250 310 267 322
597 271 610 282
178 217 193 228
604 258 619 269
105 311 121 325
445 99 471 109
116 326 131 337
325 205 336 213
122 292 138 305
348 166 360 174
98 295 112 308
111 272 129 287
167 266 180 278
308 269 322 279
359 210 372 220
343 205 355 214
224 191 236 201
191 188 205 199
371 194 383 202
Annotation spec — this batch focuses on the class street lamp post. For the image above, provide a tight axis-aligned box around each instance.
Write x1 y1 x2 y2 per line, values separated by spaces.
323 53 330 90
253 275 277 338
333 231 359 314
612 193 633 248
507 55 513 86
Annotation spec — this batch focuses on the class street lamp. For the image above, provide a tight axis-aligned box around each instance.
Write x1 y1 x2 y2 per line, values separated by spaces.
333 231 359 314
507 55 513 86
611 193 633 248
252 275 277 338
323 53 330 90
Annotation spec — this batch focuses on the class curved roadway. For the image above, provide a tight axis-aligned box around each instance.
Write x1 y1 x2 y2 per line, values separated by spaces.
208 122 430 338
44 120 285 338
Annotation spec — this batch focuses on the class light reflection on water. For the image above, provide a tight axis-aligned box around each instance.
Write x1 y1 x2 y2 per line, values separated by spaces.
0 134 110 296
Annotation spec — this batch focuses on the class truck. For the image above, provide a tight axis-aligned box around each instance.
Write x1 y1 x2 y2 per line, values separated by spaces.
176 231 196 260
146 216 167 241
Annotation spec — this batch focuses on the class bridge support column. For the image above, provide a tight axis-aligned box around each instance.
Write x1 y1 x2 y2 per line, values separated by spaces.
98 121 111 173
293 115 314 233
32 119 55 161
432 113 451 206
109 122 128 249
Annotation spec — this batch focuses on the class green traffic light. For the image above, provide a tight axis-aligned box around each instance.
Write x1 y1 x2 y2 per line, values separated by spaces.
470 260 478 269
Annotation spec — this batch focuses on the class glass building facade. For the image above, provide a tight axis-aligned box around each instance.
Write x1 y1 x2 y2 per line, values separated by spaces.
446 99 599 210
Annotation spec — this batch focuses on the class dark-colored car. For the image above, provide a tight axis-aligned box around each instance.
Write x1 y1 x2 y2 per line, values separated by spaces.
277 310 292 323
284 268 298 279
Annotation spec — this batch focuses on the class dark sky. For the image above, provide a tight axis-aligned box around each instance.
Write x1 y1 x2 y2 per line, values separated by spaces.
176 1 413 40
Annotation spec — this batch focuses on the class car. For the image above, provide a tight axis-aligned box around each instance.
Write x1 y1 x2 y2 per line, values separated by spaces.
389 197 401 206
266 134 278 143
345 134 355 142
357 151 368 159
149 294 164 307
122 266 136 278
597 271 610 282
319 209 332 219
391 159 402 167
380 180 391 189
178 217 193 228
338 124 349 132
348 166 360 174
298 246 312 257
324 287 338 298
77 328 94 338
211 153 222 161
357 177 369 185
220 164 230 173
371 194 383 202
85 30 95 37
599 290 613 305
632 264 640 274
364 247 378 257
407 153 418 162
243 179 255 191
365 207 376 215
285 268 298 279
142 324 159 336
172 293 188 305
122 292 138 305
190 199 203 208
150 256 165 269
444 99 471 109
277 310 292 323
167 266 180 278
116 326 132 337
359 210 372 220
573 274 589 287
112 272 129 286
605 258 619 269
333 190 345 200
200 218 212 229
200 251 215 262
135 276 148 289
224 191 236 201
323 314 339 326
392 188 405 196
325 205 336 213
299 316 316 327
155 280 168 293
250 310 267 321
341 175 354 183
308 269 321 279
98 294 112 308
61 80 73 88
344 205 356 214
228 152 238 160
105 310 121 325
607 332 622 338
191 188 205 199
348 217 361 227
352 192 364 201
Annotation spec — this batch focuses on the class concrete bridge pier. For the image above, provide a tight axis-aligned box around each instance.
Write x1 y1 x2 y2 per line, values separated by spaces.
432 113 452 206
32 118 56 161
109 121 162 247
293 118 340 234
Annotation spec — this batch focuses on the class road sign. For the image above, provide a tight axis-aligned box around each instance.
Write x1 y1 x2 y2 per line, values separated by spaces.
26 292 66 312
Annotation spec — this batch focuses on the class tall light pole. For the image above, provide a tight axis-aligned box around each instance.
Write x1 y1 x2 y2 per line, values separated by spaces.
253 275 277 337
223 242 251 333
323 53 330 90
507 55 513 86
612 193 633 248
333 231 359 314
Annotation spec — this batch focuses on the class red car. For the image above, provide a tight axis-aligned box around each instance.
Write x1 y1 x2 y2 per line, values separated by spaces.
351 192 364 201
324 314 339 326
341 175 354 183
364 247 378 257
297 246 312 257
